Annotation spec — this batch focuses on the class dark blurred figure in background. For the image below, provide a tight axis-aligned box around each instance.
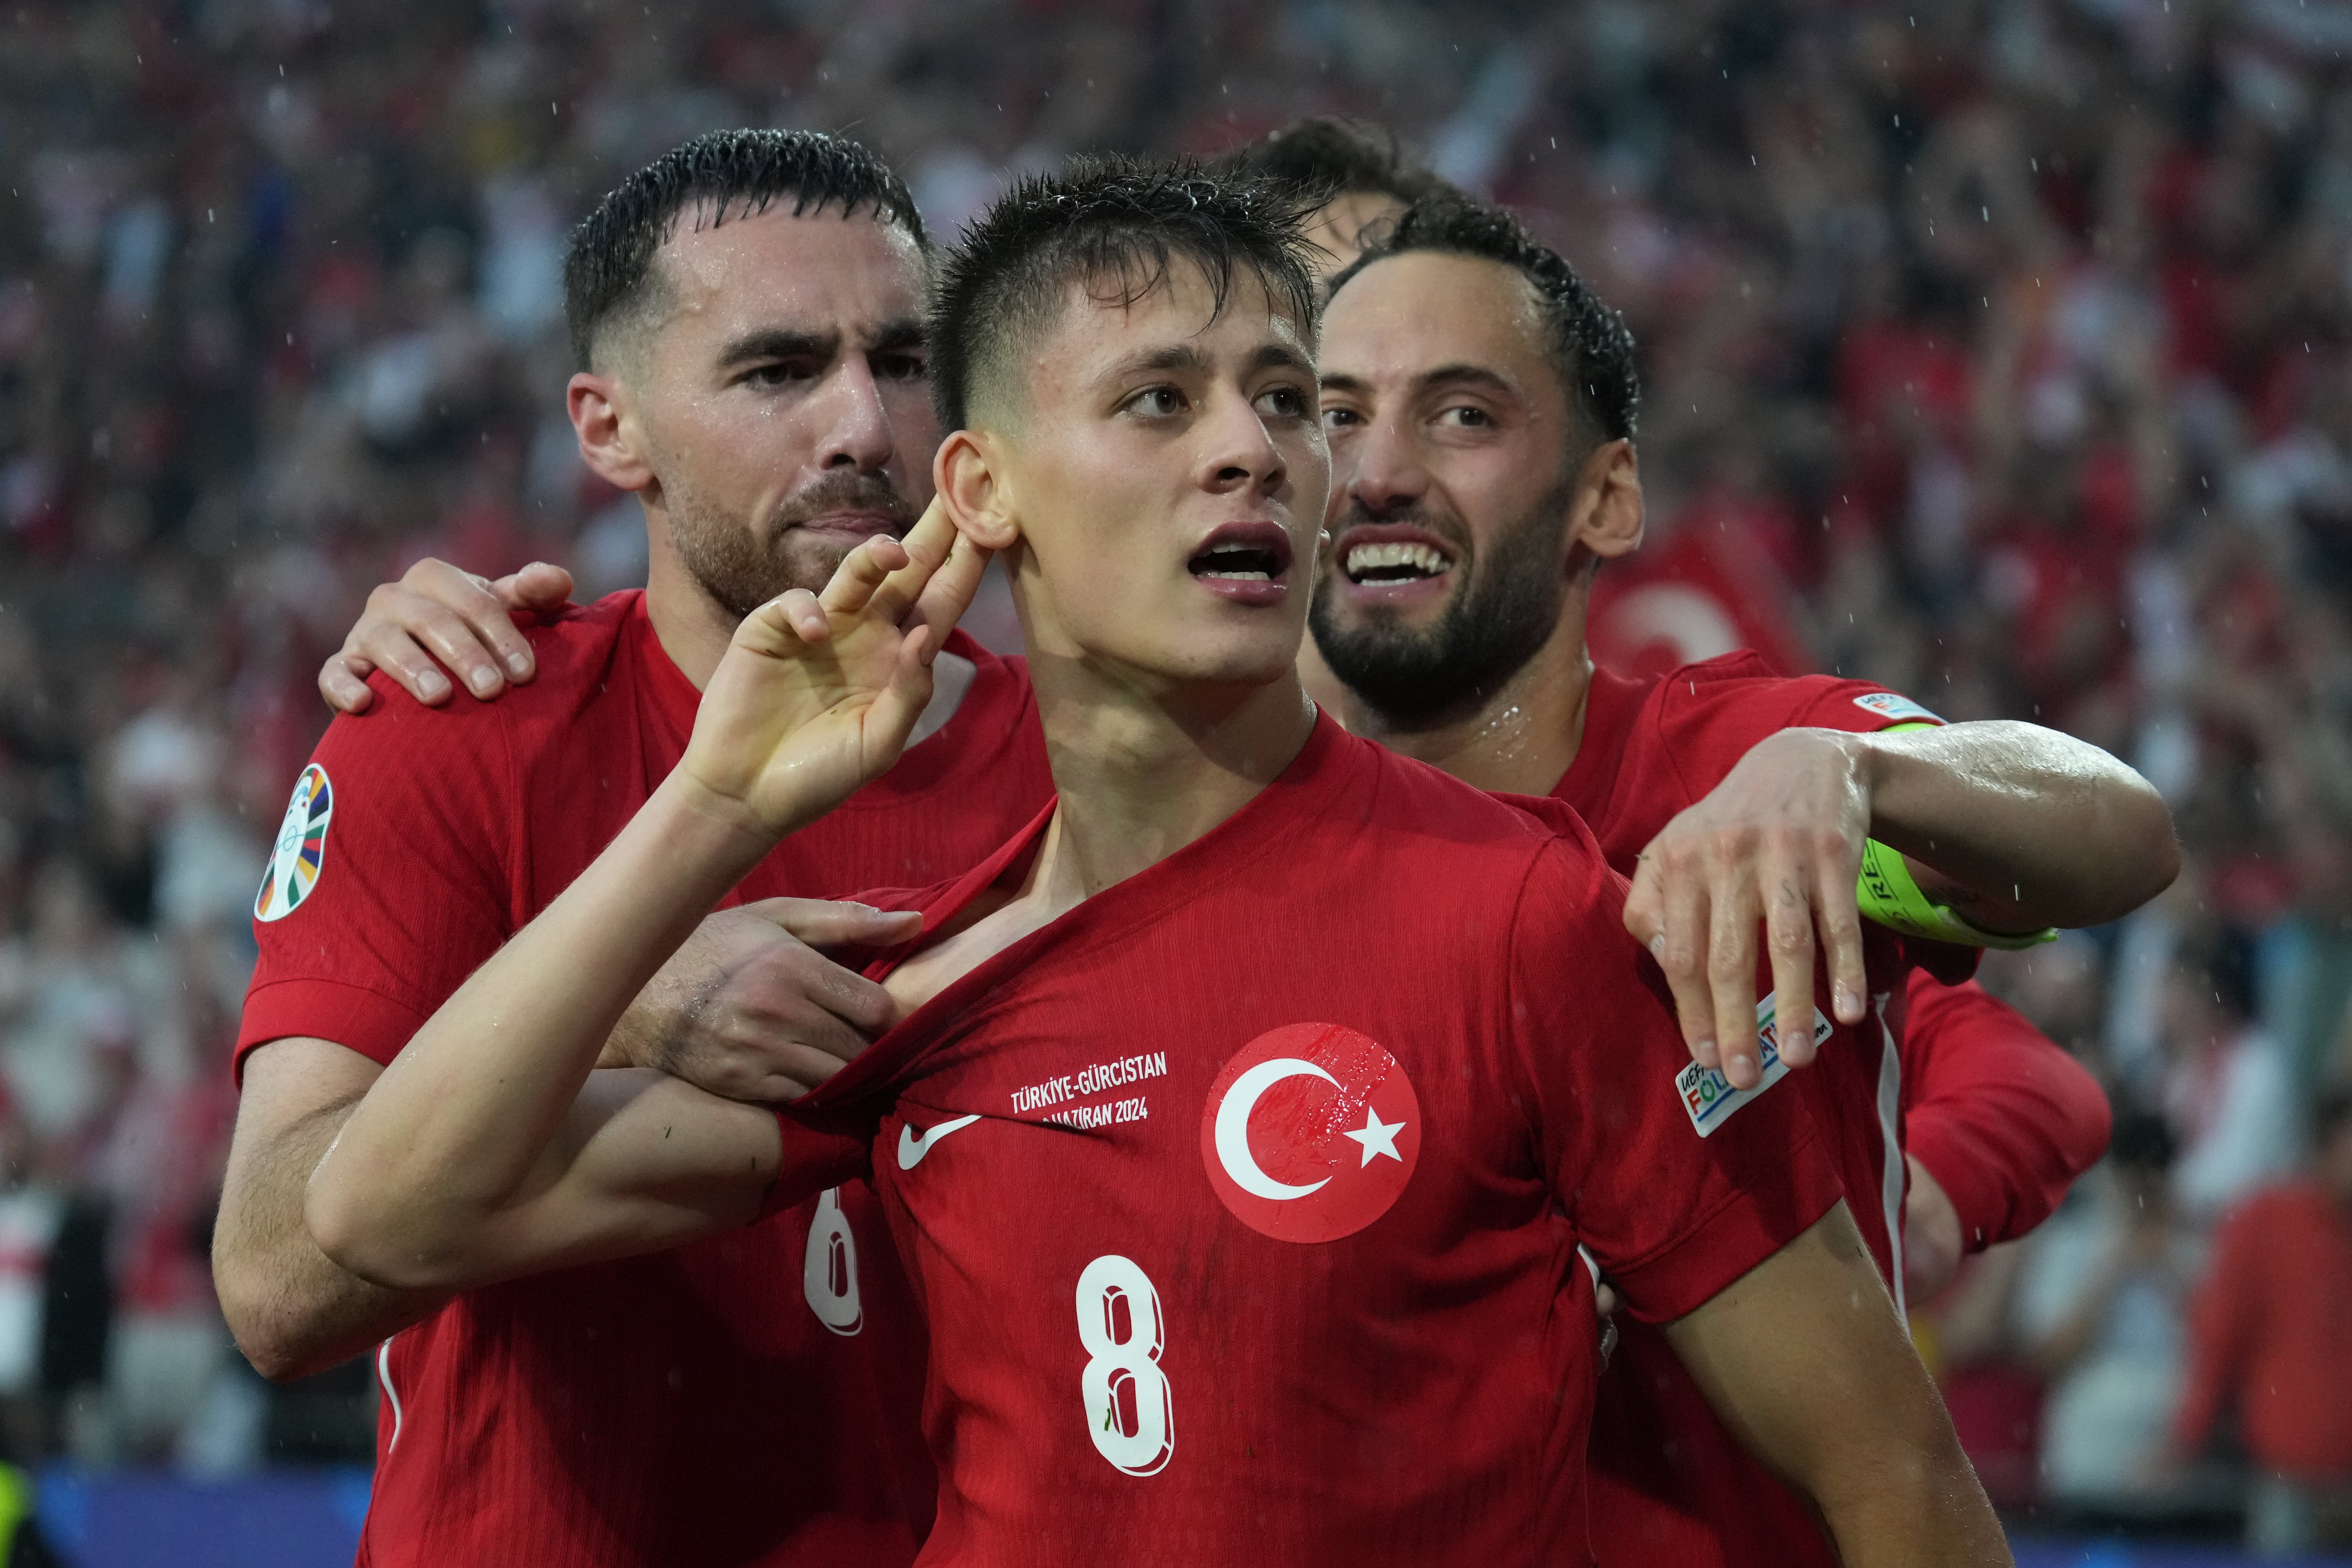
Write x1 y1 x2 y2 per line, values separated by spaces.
2171 1087 2352 1554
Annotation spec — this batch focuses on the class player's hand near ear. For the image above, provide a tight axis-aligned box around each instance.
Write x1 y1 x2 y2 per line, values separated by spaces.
681 499 992 839
306 516 980 1295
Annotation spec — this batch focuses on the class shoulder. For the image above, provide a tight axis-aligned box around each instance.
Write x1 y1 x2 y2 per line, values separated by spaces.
327 591 640 768
1645 654 1943 755
1334 736 1623 930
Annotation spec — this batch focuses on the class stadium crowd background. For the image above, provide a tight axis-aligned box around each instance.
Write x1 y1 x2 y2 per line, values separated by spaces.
0 0 2349 1548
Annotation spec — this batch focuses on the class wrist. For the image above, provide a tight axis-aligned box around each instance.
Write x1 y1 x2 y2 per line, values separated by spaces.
658 768 792 860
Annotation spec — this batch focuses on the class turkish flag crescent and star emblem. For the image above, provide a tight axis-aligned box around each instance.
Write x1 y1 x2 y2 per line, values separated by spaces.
1199 1023 1421 1242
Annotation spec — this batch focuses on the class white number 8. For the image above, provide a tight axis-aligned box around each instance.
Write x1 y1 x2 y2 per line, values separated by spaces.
1074 1254 1174 1475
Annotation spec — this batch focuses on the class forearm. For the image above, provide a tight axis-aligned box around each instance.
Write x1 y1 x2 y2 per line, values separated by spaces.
215 1098 446 1381
1856 720 2177 930
1668 1207 2010 1568
308 771 778 1274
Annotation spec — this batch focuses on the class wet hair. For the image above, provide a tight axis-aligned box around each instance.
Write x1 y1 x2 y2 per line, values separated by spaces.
929 155 1323 434
563 128 926 371
1211 116 1454 207
1329 193 1640 450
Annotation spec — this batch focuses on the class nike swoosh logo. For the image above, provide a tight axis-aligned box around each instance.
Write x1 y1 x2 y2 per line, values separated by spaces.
897 1114 983 1170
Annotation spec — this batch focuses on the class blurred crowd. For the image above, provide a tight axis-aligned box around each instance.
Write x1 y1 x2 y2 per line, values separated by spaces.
1 0 2351 1543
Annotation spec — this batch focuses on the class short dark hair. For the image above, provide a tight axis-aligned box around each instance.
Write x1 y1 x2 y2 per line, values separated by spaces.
930 155 1323 434
1329 195 1640 448
563 128 926 371
1212 116 1453 207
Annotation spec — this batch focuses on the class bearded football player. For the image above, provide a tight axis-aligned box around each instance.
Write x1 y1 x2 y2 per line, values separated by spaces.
215 129 1055 1566
1311 194 2174 1564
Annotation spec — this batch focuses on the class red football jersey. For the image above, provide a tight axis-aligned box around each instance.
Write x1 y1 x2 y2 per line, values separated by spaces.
777 717 1841 1567
236 592 1053 1568
1557 653 1976 1567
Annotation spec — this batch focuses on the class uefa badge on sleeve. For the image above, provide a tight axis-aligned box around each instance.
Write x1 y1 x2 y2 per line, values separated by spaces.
254 764 334 923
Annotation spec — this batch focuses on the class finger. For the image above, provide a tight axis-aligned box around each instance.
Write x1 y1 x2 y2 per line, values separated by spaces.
753 898 926 952
861 624 940 753
369 588 508 700
319 654 378 714
356 625 454 706
1621 854 1663 951
1708 871 1764 1090
408 563 540 685
1815 839 1869 1027
815 533 914 619
1650 847 1720 1071
866 498 956 625
1760 847 1820 1068
493 561 574 615
906 525 993 643
1593 1281 1620 1320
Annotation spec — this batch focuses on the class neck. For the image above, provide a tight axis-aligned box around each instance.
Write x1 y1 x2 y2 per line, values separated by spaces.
1025 653 1319 905
641 500 736 690
1333 594 1596 796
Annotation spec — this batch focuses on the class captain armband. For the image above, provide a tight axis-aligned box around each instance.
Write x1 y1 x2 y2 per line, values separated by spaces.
1855 838 2057 952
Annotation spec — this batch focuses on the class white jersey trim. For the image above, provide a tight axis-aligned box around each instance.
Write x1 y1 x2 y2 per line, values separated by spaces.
377 1337 405 1453
1873 994 1907 1320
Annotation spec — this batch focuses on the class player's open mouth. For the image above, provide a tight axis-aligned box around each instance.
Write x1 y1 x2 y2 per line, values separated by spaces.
1332 525 1457 604
1188 522 1294 605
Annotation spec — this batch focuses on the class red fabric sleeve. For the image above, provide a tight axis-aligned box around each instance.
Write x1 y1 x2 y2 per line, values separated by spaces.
2171 1198 2263 1457
1900 971 2112 1251
235 674 518 1079
1513 837 1842 1323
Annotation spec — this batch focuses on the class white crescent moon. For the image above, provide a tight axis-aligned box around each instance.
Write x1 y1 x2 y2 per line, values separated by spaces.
1215 1057 1340 1202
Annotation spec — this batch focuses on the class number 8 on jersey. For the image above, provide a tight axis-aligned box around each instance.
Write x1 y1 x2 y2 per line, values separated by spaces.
1075 1255 1174 1476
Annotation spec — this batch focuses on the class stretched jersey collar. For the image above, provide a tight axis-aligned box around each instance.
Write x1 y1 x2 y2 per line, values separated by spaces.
802 710 1353 1108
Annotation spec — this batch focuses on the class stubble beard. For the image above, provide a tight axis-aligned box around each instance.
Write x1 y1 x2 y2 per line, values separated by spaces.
666 469 921 623
1308 480 1574 725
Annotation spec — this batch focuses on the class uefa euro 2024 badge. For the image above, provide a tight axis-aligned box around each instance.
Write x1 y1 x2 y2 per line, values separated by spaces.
254 764 334 923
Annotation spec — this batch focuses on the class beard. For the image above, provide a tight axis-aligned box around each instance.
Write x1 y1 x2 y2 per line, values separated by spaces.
1309 479 1573 725
667 469 920 622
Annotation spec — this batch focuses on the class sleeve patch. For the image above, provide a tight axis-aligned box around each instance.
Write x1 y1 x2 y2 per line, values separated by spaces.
254 763 334 924
1852 691 1943 726
1674 992 1828 1138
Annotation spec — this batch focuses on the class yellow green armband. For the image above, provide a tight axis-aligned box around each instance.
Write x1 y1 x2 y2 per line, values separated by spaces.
1855 838 2058 951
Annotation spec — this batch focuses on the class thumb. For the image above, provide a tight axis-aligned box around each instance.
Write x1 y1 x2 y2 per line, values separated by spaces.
743 897 925 949
494 561 575 613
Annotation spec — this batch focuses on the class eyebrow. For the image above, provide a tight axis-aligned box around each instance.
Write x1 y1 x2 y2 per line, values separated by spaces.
717 318 930 369
1099 339 1316 385
1320 363 1521 401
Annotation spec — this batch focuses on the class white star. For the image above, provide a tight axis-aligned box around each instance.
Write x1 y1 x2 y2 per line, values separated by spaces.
1342 1106 1406 1166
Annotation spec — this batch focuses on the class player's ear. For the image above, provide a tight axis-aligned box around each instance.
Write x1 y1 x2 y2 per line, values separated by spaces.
1566 438 1644 565
935 429 1020 552
568 373 654 493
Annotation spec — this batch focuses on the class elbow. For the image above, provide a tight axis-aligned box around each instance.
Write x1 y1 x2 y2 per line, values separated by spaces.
212 1251 343 1384
305 1184 458 1296
2102 775 2182 919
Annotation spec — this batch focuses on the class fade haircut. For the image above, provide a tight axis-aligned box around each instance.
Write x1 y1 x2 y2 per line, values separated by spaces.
930 156 1323 434
563 128 926 371
1212 116 1454 207
1331 195 1640 450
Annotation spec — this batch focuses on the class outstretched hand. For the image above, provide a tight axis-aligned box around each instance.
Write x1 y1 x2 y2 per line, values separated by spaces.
680 499 991 840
